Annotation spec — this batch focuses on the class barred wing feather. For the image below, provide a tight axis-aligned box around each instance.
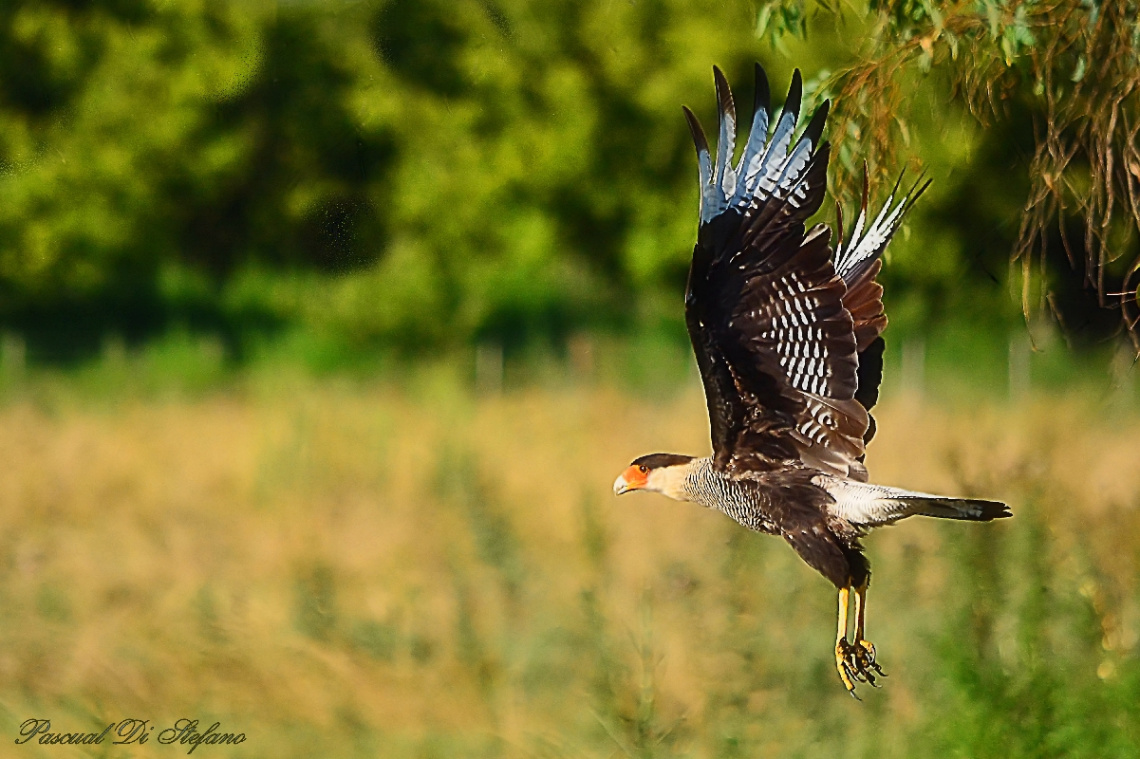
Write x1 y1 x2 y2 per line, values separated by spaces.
683 66 928 478
684 65 869 479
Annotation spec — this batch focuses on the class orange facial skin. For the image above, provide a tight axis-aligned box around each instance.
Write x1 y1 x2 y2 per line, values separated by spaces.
614 464 650 495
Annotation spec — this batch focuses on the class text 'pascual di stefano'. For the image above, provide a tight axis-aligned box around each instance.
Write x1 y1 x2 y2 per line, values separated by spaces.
15 718 246 754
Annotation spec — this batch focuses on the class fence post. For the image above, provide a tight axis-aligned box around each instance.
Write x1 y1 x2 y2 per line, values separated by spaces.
901 337 925 399
1 332 26 379
1008 332 1031 400
475 341 503 395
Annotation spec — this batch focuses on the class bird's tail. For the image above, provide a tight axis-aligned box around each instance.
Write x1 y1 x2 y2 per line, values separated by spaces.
900 495 1011 522
818 476 1011 526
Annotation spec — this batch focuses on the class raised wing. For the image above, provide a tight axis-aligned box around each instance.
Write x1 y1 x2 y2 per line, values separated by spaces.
836 170 930 445
683 65 922 479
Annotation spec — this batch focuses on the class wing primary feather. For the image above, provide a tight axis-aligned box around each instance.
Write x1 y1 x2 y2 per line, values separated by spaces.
835 197 845 253
736 64 772 192
886 170 905 205
903 172 933 214
753 62 771 125
836 169 931 285
869 187 900 231
866 171 907 234
713 66 737 196
770 101 830 205
846 167 870 257
873 171 929 231
784 69 803 117
756 70 803 197
773 139 815 204
873 171 930 238
682 106 711 183
682 106 713 221
799 100 830 155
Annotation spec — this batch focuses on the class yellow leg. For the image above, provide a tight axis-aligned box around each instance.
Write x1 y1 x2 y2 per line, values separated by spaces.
849 581 885 685
834 587 858 696
838 587 851 641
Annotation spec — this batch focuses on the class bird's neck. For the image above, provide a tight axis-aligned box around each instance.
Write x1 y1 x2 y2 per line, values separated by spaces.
648 457 712 502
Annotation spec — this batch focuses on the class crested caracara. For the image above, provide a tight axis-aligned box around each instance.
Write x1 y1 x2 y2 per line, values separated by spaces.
613 65 1010 697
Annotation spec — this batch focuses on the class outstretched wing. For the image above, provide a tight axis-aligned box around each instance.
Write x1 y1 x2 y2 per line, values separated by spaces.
683 65 923 479
835 170 931 445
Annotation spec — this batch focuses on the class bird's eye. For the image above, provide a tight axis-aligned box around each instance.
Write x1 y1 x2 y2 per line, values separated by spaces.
638 465 649 474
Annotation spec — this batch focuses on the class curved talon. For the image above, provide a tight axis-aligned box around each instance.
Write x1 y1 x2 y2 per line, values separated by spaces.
844 639 885 687
835 640 861 698
834 588 885 697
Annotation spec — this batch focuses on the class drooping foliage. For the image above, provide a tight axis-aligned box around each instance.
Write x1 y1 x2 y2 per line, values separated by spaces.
763 0 1140 349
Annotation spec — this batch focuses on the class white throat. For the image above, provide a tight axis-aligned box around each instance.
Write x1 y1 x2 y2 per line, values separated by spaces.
645 461 697 501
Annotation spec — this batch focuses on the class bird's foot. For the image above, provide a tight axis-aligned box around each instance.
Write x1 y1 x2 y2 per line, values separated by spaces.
846 639 885 686
835 639 885 697
834 639 860 698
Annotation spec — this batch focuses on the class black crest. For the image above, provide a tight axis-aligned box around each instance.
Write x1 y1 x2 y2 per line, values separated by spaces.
631 453 695 470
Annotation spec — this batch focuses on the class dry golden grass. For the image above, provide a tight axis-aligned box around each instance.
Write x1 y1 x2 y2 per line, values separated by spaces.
0 370 1137 757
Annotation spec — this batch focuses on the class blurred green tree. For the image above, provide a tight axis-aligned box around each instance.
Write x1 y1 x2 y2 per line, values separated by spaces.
0 0 1134 363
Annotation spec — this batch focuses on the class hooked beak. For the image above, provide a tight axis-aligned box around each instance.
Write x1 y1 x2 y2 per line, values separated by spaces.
613 465 648 496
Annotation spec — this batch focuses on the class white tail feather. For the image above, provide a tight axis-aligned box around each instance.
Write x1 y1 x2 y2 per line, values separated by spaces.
815 476 1010 527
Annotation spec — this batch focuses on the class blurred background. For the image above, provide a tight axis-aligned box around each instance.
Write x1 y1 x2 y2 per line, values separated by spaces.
0 0 1138 757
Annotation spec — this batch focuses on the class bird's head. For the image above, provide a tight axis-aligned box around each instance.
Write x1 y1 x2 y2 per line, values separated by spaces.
613 453 695 500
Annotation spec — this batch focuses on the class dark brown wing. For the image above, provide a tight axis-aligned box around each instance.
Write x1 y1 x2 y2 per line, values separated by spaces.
834 171 931 445
684 66 870 479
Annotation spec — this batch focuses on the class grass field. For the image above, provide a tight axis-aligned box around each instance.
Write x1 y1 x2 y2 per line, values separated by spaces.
0 359 1138 758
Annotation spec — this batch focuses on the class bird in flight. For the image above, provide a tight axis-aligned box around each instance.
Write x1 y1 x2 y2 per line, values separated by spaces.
612 64 1011 697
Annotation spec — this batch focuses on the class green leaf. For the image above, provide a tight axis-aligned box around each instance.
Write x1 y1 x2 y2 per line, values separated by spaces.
1071 56 1087 83
756 4 774 38
919 46 934 73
